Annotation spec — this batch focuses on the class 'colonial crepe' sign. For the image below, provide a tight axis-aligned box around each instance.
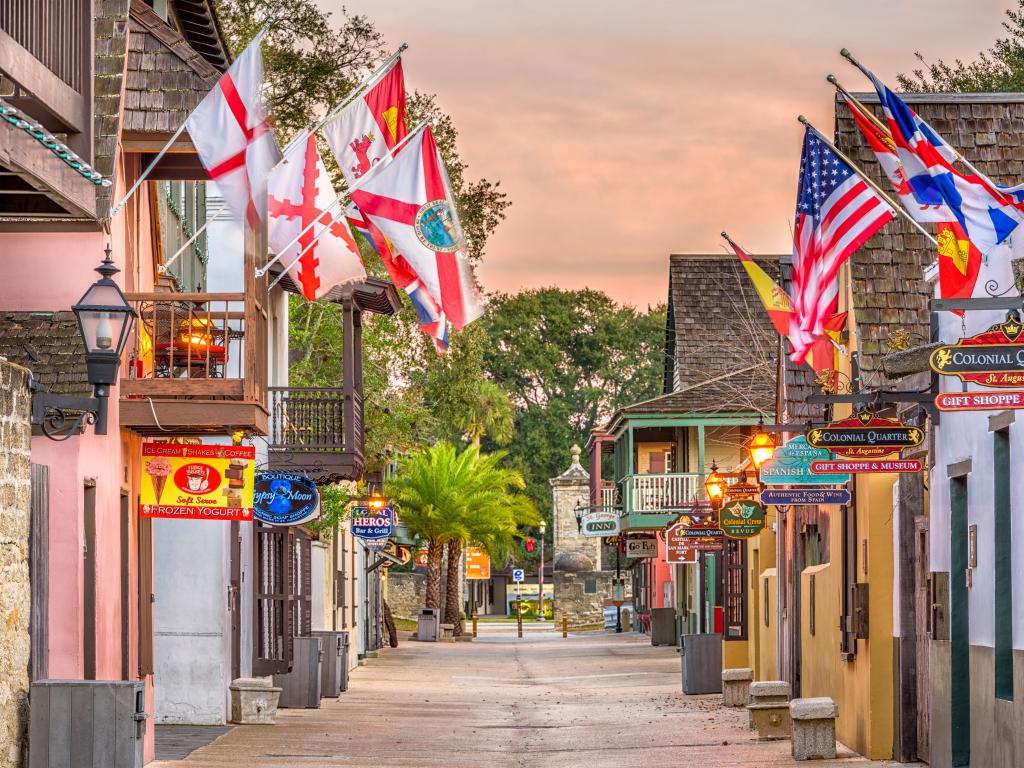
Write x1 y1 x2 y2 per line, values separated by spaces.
141 443 255 521
806 412 924 459
718 499 767 539
930 316 1024 388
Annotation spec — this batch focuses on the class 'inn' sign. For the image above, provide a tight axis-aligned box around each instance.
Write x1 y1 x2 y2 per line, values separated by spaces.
930 316 1024 388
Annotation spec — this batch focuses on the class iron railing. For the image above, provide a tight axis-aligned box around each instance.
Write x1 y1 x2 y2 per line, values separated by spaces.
267 387 361 453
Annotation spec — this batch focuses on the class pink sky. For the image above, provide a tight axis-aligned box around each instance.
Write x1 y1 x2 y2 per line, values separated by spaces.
329 0 1008 307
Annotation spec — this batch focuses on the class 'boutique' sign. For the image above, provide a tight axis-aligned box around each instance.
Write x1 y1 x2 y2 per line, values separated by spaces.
253 471 320 526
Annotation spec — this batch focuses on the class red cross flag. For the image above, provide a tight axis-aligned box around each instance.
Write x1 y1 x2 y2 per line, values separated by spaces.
323 59 407 188
349 125 483 330
185 31 281 227
268 134 366 300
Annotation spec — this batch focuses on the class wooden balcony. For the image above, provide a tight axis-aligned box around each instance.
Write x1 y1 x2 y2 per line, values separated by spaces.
266 387 364 483
119 291 268 436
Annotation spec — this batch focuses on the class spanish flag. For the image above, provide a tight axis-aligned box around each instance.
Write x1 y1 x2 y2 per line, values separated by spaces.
936 220 982 315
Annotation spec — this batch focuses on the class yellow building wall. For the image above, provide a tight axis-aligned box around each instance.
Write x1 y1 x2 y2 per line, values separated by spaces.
746 523 777 680
798 474 896 760
636 442 676 473
759 568 778 680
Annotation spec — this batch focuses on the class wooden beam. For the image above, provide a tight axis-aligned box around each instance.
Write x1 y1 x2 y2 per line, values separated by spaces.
930 297 1024 312
0 28 87 132
120 132 197 153
0 119 96 218
120 379 244 397
119 398 268 436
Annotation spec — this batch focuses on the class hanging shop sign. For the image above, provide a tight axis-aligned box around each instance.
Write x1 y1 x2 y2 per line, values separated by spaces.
665 522 698 564
811 459 922 474
760 488 851 506
350 504 395 543
680 524 725 552
758 436 850 486
725 481 760 497
581 508 620 538
465 546 491 579
252 471 320 527
930 316 1024 388
625 535 659 559
675 501 714 518
414 548 430 567
718 499 767 539
806 412 924 459
935 390 1024 412
140 443 255 521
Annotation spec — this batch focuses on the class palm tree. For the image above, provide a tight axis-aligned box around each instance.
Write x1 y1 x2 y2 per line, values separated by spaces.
458 379 514 448
387 442 539 634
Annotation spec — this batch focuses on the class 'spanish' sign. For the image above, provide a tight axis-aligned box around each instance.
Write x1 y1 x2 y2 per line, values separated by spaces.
930 316 1024 388
935 390 1024 412
350 505 395 542
806 412 924 459
811 459 923 474
759 436 850 486
141 443 255 521
718 499 767 539
253 472 319 526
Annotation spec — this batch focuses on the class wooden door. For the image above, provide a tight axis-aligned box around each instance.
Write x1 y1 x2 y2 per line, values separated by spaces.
914 516 931 763
253 524 293 675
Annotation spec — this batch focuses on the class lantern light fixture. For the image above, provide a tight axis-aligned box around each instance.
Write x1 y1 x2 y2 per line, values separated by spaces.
704 461 725 511
748 418 778 471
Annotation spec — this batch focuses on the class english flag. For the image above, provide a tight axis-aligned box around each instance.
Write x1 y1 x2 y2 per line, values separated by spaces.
267 134 366 301
185 31 281 227
790 127 894 363
324 59 407 188
349 125 483 331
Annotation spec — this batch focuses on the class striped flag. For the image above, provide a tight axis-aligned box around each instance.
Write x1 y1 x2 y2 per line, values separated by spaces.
790 126 895 363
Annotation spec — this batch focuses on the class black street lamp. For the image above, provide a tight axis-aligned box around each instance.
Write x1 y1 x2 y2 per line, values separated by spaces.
32 247 136 439
573 499 585 533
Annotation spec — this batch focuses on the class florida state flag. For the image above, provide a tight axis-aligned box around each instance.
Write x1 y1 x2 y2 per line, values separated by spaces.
323 59 407 187
185 31 281 227
349 125 483 330
267 133 365 300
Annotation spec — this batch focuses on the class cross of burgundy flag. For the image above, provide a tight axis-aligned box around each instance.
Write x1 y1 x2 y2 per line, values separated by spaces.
349 125 484 331
267 134 366 300
185 31 281 227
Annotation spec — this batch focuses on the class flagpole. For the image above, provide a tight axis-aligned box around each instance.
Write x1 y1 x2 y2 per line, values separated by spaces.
839 48 997 186
107 23 271 219
255 119 428 278
798 116 939 246
267 207 350 292
159 201 229 273
827 74 889 135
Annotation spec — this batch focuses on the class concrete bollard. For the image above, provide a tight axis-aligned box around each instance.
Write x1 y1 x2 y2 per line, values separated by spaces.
562 617 568 638
472 616 478 637
747 680 792 738
721 668 753 707
790 697 837 760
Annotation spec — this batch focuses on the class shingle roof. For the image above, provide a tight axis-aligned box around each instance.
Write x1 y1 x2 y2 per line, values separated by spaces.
621 364 771 415
0 312 89 396
834 92 1024 381
122 0 220 135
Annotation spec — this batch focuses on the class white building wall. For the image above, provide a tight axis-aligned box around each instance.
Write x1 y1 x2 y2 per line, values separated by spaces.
930 246 1024 649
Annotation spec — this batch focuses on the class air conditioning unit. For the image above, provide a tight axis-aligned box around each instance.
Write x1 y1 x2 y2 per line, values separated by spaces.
29 680 148 768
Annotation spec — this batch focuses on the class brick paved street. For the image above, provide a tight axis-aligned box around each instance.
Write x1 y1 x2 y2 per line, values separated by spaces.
153 630 919 768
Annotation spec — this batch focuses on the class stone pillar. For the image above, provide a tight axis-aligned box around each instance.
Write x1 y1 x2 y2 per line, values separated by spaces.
549 445 599 568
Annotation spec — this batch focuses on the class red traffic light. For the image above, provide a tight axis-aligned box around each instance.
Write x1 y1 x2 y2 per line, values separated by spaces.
524 537 536 554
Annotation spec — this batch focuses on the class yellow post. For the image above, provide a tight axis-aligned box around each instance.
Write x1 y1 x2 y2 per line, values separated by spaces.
562 617 568 638
472 616 478 638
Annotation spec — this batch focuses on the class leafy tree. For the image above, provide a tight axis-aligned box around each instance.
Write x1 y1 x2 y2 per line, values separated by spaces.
482 288 667 514
386 443 538 634
897 3 1024 92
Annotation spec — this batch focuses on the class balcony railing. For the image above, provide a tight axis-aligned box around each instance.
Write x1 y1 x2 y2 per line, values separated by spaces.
626 473 703 513
266 387 364 482
601 486 619 510
1 0 89 92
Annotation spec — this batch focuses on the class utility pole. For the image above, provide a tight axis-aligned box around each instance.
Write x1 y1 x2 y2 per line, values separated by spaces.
516 579 523 638
615 539 623 633
537 521 546 621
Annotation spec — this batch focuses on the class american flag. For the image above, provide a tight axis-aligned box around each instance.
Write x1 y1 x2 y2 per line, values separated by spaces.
789 127 895 362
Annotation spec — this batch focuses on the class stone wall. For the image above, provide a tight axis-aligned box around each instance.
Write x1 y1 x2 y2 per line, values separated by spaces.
386 572 427 621
550 445 600 568
0 362 32 768
553 571 628 628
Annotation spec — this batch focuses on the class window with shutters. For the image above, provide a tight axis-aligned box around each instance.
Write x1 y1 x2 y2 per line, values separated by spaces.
723 539 747 640
253 525 293 675
292 530 313 637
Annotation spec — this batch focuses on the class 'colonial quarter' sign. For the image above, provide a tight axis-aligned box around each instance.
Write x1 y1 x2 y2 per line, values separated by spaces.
806 412 924 459
930 315 1024 388
718 499 766 539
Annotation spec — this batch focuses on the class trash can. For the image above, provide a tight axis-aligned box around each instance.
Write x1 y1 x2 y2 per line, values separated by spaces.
275 636 323 708
30 680 148 768
680 633 723 694
650 607 677 646
339 631 350 692
417 608 440 642
312 631 342 697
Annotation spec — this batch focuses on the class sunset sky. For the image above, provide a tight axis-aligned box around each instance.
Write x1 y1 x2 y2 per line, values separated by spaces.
330 1 1008 308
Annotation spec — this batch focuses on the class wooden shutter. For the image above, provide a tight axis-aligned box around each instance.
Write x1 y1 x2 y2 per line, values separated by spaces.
137 508 154 677
30 464 48 681
253 524 293 675
723 539 747 640
292 530 312 637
